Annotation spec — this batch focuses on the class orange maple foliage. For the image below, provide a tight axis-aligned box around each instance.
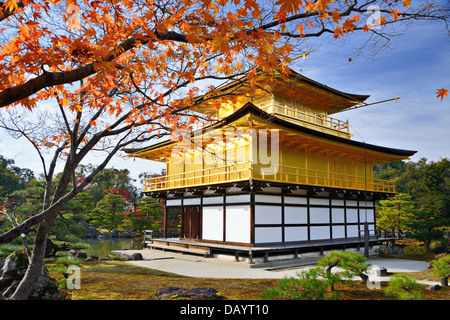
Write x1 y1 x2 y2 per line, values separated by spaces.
436 88 449 101
390 9 402 21
0 0 448 117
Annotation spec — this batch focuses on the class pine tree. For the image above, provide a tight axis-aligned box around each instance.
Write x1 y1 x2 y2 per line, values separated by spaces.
376 193 416 238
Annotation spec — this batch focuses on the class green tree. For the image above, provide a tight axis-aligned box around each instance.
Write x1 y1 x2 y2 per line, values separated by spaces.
77 165 137 205
376 193 416 238
407 210 450 254
317 250 371 284
132 197 164 232
397 158 450 216
431 254 450 287
0 155 34 197
90 193 128 231
73 192 95 215
373 160 406 181
8 177 89 256
375 158 450 250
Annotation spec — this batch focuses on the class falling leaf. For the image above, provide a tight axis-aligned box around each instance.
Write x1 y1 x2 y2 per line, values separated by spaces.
436 88 449 101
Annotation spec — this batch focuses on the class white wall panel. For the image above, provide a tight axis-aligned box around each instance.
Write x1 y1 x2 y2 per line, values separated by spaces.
226 194 250 203
284 206 308 224
285 227 308 242
255 227 282 243
347 208 358 223
166 199 181 206
359 208 375 223
225 205 251 243
346 200 358 207
359 200 374 208
309 198 329 206
309 207 329 224
284 197 307 205
347 225 359 238
332 226 345 239
203 196 223 205
331 208 345 223
255 205 282 224
255 194 281 203
310 226 330 240
202 206 223 241
332 199 345 206
183 198 201 205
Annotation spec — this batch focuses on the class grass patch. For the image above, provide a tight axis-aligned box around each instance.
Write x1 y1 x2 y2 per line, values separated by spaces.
50 261 279 300
49 259 450 300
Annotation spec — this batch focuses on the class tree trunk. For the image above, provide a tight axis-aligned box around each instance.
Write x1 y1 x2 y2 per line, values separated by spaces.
359 272 369 284
9 210 59 300
441 276 449 287
425 241 432 254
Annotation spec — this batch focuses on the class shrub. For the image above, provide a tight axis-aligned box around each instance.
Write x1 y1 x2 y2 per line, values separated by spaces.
261 268 340 300
384 274 424 300
431 253 450 286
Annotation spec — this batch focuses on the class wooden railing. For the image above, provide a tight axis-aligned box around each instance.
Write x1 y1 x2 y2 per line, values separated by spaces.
143 162 395 193
259 102 350 137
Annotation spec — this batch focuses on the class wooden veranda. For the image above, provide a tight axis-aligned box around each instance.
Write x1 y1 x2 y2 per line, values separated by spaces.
143 228 397 264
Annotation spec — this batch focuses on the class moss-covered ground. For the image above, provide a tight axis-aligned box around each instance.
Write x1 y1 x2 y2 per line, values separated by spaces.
49 259 450 301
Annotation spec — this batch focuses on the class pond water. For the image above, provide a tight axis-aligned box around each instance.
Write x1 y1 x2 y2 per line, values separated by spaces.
79 238 144 258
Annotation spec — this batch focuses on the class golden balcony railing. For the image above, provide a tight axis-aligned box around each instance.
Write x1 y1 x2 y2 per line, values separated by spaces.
143 162 395 193
259 101 351 138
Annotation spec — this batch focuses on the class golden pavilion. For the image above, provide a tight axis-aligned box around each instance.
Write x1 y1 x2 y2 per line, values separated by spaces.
125 68 416 261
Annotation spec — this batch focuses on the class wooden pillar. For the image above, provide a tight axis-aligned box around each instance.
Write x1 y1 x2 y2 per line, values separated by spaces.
163 199 168 238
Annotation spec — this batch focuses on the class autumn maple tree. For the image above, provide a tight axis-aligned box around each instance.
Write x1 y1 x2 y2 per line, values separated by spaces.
0 0 448 300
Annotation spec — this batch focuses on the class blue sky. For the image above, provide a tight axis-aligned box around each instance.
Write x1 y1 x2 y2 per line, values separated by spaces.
0 18 448 188
298 20 450 162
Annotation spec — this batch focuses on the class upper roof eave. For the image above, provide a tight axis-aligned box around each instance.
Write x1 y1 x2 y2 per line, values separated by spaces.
124 102 417 158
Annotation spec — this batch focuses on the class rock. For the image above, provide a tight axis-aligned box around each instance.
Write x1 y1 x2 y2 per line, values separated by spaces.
108 252 130 261
69 249 78 256
29 273 61 300
0 251 28 293
131 253 143 261
119 230 134 238
76 251 88 259
388 246 402 255
153 287 220 300
376 245 402 256
85 226 101 238
78 221 89 228
427 284 441 291
0 251 63 300
112 229 119 238
98 231 112 239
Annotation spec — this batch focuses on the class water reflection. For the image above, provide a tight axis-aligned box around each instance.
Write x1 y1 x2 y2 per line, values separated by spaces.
80 238 144 258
